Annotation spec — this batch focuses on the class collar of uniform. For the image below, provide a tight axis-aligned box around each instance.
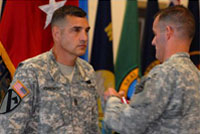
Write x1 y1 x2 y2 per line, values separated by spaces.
165 52 189 62
47 50 91 84
75 57 91 82
47 50 68 84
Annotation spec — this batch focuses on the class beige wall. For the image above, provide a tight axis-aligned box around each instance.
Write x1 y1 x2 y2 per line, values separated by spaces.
88 0 189 63
0 0 3 16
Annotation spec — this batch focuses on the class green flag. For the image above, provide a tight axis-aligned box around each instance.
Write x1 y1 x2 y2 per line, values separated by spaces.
115 0 140 99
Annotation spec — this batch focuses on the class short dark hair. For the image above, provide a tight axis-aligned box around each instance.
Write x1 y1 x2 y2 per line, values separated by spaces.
155 5 195 39
51 5 87 27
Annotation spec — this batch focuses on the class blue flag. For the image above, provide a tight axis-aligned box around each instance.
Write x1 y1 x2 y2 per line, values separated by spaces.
90 0 114 133
141 0 160 75
79 0 89 61
90 0 114 73
188 0 200 70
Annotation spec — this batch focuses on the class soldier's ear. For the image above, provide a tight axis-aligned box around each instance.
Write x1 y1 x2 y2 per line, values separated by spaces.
52 26 61 42
165 25 174 40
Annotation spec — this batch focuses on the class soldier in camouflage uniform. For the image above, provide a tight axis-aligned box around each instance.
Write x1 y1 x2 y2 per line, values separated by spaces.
0 5 99 134
104 5 200 134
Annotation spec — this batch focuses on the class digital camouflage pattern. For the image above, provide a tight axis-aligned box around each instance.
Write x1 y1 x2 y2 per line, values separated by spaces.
0 50 99 134
104 52 200 134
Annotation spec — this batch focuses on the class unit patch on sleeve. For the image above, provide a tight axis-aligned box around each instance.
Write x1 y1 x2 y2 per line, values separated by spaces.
0 80 30 114
0 89 21 114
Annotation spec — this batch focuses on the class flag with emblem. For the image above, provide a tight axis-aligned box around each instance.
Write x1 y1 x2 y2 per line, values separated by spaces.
0 0 78 68
141 0 159 75
0 42 15 106
0 1 15 105
90 0 114 133
115 0 140 99
188 0 200 70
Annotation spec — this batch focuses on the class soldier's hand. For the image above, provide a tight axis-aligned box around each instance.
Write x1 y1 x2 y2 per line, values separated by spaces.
104 88 124 101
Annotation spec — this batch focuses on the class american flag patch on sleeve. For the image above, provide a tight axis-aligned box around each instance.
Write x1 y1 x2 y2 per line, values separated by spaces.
12 80 30 99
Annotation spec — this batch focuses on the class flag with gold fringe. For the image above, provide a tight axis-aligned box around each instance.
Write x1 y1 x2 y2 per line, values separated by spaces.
141 0 159 75
115 0 140 99
0 42 15 105
0 0 78 68
90 0 115 133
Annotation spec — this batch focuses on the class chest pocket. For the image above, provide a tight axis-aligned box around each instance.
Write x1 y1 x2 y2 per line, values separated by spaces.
38 86 68 131
75 80 96 98
70 80 97 118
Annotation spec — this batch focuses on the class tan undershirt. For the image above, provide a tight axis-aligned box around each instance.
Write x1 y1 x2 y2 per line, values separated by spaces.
57 62 75 82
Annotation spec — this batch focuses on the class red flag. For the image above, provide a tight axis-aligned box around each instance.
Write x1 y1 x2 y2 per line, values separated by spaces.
0 0 78 67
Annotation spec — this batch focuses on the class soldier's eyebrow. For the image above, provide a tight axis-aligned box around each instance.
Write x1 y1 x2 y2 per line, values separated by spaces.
85 27 90 33
72 26 82 31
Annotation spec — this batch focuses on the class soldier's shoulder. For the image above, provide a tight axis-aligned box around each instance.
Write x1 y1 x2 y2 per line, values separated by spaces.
149 62 177 76
17 52 49 70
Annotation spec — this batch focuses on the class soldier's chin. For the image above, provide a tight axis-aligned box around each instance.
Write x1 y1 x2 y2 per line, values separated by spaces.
155 54 158 60
155 55 160 62
78 50 86 56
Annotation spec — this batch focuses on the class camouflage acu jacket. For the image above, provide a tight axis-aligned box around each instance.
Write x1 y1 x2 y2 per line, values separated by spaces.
104 52 200 134
0 50 99 134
